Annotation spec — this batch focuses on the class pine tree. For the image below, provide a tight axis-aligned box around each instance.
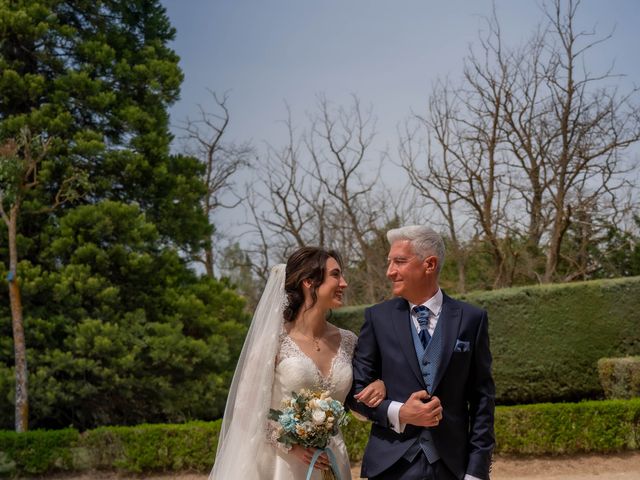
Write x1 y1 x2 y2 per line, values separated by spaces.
1 0 240 430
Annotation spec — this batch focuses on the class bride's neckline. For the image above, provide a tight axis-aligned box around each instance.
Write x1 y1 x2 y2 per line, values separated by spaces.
283 328 343 380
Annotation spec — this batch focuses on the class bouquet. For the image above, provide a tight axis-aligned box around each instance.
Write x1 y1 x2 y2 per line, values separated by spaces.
268 389 349 479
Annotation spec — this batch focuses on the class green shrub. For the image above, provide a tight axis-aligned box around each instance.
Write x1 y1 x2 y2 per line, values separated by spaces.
1 399 639 476
334 276 640 405
81 421 219 473
342 414 373 462
333 305 368 334
495 398 640 455
0 428 78 475
598 357 640 399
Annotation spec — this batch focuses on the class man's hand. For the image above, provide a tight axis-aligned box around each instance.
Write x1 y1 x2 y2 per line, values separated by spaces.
398 390 443 427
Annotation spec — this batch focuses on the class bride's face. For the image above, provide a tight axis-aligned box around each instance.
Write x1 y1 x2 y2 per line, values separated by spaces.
315 256 348 309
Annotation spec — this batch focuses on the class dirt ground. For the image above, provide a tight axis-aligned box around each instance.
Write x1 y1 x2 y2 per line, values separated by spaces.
38 451 640 479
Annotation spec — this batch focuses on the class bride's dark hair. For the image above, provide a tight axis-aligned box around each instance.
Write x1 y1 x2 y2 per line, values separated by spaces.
283 246 343 322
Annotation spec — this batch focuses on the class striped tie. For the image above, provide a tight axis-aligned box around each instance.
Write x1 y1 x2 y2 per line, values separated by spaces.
413 305 431 349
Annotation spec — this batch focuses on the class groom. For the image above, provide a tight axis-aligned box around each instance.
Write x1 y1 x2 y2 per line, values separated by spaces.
349 225 495 479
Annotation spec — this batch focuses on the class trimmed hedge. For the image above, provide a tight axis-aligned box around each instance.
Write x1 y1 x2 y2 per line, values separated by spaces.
80 421 220 472
494 399 640 455
333 276 640 404
598 357 640 399
0 422 220 477
0 428 77 475
1 399 639 477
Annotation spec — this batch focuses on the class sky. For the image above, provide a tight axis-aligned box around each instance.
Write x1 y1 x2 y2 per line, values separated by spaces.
159 0 640 238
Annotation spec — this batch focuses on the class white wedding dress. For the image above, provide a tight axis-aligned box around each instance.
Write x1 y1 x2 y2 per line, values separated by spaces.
265 328 357 479
210 265 356 480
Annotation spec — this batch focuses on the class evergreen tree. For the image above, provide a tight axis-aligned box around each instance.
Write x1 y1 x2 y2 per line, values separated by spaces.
1 0 208 247
1 0 242 429
0 202 247 429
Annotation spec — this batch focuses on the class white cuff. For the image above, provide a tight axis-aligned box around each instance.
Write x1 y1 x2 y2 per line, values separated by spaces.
464 475 483 480
387 401 406 433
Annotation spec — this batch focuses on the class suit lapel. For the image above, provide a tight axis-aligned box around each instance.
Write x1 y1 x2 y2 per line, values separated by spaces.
431 293 462 393
391 299 425 387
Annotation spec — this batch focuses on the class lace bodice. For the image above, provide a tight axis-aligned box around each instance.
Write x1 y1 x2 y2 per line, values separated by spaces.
263 327 356 479
266 328 356 451
272 327 357 403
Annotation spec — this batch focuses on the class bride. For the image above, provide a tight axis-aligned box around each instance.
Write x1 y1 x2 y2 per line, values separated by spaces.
210 247 385 479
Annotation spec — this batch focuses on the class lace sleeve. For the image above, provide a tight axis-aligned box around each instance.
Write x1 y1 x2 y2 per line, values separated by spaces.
265 331 292 454
341 329 358 358
265 419 292 453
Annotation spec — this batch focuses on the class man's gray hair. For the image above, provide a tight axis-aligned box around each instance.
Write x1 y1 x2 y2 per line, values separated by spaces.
387 225 445 272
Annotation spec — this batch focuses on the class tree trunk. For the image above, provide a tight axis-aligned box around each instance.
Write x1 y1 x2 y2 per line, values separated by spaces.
204 243 214 278
543 204 571 283
456 257 467 293
7 207 28 432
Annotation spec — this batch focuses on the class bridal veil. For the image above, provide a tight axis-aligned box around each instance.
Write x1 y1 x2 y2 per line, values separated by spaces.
209 264 286 479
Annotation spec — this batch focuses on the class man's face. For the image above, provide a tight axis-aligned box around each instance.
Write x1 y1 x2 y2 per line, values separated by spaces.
386 240 435 303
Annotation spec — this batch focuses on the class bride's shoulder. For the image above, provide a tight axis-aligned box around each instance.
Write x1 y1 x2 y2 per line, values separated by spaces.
275 324 293 363
339 327 357 340
338 327 358 351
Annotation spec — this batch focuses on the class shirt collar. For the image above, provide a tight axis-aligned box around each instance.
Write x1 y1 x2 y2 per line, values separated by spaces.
409 288 443 316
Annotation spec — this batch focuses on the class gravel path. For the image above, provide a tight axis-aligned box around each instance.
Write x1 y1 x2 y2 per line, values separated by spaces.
38 451 640 479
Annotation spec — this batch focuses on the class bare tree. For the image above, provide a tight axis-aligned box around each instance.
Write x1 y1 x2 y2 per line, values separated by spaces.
500 25 554 260
458 12 529 288
399 85 476 292
244 96 402 304
401 0 640 288
402 12 520 289
307 95 391 303
179 91 251 277
536 0 640 282
241 106 326 279
244 190 273 285
496 0 639 282
264 106 326 250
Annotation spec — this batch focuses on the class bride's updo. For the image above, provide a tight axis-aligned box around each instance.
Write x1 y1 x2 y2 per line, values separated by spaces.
283 246 343 322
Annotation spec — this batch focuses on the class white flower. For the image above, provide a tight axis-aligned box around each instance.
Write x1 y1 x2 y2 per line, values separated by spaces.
312 408 327 425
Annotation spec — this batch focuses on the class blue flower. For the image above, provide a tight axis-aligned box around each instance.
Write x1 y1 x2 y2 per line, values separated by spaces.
329 400 342 413
279 412 298 432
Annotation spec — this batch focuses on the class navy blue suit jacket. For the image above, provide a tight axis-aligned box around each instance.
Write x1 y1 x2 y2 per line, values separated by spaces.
348 293 495 479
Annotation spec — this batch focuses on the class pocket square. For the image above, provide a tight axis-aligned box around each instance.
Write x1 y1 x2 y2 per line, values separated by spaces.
454 339 470 353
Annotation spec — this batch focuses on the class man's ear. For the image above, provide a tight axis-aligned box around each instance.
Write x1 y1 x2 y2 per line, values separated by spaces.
424 255 438 273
